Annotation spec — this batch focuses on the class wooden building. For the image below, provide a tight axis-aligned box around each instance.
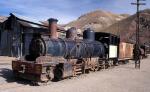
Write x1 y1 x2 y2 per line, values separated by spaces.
0 14 66 57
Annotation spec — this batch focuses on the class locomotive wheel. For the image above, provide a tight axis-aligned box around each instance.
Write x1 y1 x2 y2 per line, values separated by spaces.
85 69 90 74
108 60 112 67
54 67 63 81
102 60 106 69
32 81 51 86
113 60 119 66
90 58 100 71
46 67 54 81
99 60 105 69
94 63 100 71
90 63 99 71
105 60 109 69
90 65 95 71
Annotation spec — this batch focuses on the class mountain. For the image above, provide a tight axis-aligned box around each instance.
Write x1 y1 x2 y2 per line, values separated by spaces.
66 10 129 31
102 9 150 45
0 16 7 23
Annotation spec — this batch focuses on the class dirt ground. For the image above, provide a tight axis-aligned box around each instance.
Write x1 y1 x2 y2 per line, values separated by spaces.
0 55 150 92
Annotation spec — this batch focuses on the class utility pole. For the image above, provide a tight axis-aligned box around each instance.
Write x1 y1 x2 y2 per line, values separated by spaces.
131 0 146 69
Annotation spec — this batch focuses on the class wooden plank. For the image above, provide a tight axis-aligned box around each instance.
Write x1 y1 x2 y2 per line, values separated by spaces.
119 42 134 60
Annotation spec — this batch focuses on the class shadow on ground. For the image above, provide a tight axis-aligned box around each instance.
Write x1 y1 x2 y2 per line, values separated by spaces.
0 68 31 85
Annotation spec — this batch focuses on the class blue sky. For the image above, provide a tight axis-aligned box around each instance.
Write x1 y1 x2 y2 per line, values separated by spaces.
0 0 149 24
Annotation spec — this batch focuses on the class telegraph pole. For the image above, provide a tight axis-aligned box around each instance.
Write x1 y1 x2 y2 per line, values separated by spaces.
131 0 146 69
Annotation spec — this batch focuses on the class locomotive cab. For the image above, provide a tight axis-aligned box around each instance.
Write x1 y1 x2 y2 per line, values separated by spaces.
95 32 119 65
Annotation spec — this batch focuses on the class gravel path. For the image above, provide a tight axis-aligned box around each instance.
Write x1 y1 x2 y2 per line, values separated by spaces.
0 56 150 92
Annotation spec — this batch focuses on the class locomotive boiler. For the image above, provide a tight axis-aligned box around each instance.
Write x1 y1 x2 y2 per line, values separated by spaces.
26 31 105 61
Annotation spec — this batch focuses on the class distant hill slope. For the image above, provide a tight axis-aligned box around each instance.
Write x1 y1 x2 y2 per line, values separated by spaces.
102 9 150 45
0 16 7 23
66 10 129 31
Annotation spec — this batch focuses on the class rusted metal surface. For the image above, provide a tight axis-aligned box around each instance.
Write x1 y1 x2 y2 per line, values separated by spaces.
12 60 43 75
36 56 59 64
12 59 55 82
48 18 58 39
83 58 99 71
119 42 134 60
12 56 106 83
63 62 74 78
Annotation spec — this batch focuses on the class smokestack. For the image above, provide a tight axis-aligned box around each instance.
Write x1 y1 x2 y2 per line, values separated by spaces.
48 18 58 39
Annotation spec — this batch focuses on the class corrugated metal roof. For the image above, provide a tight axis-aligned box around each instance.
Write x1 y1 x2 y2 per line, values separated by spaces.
12 13 43 28
40 21 66 31
1 14 66 33
18 20 32 27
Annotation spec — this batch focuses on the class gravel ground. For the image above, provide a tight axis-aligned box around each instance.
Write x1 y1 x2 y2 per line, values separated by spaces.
0 55 150 92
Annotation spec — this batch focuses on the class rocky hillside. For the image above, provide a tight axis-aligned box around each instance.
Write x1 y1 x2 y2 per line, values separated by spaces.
66 10 129 31
0 16 7 23
102 9 150 45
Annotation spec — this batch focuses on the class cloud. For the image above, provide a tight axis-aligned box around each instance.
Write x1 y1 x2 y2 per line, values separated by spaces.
12 5 77 24
0 0 79 24
0 0 149 24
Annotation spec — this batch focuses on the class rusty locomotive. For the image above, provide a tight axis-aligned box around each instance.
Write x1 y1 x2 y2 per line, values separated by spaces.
12 18 135 85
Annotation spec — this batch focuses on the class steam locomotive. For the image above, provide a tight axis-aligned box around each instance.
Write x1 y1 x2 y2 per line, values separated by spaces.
12 18 134 85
